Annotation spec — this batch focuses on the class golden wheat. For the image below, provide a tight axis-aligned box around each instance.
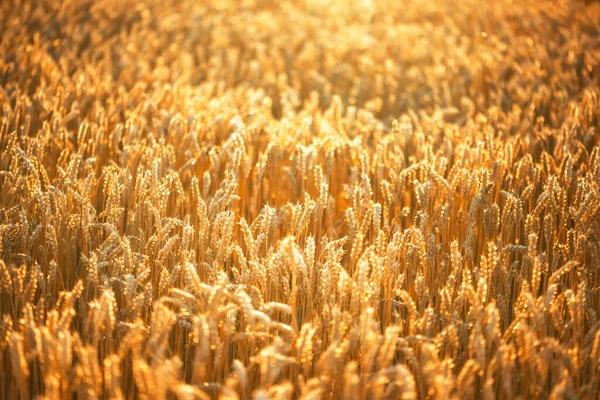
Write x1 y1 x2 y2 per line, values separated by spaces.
1 0 600 399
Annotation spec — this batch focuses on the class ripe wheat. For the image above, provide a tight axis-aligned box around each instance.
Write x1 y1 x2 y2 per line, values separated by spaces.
1 0 600 399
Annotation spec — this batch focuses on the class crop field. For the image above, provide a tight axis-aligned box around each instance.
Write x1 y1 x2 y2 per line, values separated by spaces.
1 0 600 398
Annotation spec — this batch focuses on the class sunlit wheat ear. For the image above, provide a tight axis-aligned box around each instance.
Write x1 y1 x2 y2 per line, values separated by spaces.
10 332 29 399
0 260 12 291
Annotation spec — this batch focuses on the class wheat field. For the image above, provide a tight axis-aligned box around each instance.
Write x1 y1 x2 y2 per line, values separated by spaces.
1 0 600 398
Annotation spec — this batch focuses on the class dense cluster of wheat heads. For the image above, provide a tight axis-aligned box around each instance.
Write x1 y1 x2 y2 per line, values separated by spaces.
1 0 600 398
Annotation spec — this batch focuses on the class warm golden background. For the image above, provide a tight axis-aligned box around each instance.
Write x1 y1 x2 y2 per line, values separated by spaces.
1 0 600 398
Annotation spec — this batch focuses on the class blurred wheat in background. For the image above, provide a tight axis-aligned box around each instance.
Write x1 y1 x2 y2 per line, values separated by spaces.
1 0 600 398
